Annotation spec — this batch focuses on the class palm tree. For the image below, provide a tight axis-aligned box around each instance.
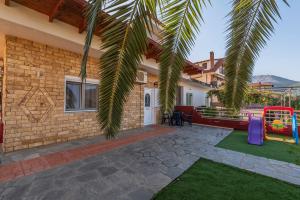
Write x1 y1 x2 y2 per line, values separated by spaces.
81 0 289 138
224 0 289 109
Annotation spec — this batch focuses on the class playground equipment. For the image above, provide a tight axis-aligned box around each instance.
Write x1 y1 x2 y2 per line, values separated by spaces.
248 115 264 145
248 106 299 145
292 113 299 144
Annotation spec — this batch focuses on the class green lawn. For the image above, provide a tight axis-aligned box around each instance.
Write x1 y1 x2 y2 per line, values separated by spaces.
217 131 300 165
153 159 300 200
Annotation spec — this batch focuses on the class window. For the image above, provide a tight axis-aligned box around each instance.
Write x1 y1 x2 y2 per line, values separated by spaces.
186 93 193 106
145 93 151 107
85 84 97 109
176 86 183 105
202 63 207 69
66 82 81 110
65 77 98 112
219 66 225 74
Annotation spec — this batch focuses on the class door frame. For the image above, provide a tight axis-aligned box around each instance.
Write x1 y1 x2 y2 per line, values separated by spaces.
144 87 155 125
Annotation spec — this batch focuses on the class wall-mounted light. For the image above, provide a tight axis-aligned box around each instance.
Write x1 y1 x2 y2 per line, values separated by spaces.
37 71 44 78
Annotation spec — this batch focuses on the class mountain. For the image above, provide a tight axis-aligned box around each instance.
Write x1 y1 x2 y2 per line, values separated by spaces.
252 75 300 87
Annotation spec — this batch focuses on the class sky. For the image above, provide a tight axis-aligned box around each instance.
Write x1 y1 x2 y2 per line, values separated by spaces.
188 0 300 81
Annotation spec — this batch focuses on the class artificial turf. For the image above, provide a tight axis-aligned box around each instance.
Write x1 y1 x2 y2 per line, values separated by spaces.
216 131 300 165
153 159 300 200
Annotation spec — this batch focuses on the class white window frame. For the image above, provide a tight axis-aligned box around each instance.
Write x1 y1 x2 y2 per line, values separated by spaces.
154 88 160 108
64 75 99 113
186 92 193 106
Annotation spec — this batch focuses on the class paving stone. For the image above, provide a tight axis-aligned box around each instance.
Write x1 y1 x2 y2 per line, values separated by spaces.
62 186 99 200
100 187 127 200
78 160 105 172
65 160 85 170
85 179 109 194
144 173 172 191
74 171 98 182
162 159 180 167
41 189 66 200
54 179 66 187
1 183 31 200
135 165 157 177
128 188 154 200
29 179 54 195
97 166 118 177
122 167 136 174
164 167 184 179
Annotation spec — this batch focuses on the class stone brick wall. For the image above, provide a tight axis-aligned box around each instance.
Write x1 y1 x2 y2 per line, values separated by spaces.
2 36 148 152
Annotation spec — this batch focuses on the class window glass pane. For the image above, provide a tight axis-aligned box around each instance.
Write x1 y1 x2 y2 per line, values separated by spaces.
145 93 151 107
190 94 193 105
66 82 81 110
85 84 98 109
186 93 193 106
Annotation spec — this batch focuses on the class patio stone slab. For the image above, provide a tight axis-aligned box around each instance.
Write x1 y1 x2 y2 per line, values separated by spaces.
199 146 300 186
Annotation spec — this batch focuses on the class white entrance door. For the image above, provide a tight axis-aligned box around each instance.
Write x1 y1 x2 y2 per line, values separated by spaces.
144 88 155 125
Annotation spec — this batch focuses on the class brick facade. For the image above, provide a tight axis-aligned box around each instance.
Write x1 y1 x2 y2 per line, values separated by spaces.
2 36 156 152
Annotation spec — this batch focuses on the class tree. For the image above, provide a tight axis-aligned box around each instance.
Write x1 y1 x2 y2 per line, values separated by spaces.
81 0 289 138
224 0 289 109
207 89 226 106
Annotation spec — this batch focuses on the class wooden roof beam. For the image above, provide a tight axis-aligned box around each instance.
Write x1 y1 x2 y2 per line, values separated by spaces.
183 69 195 74
145 49 158 58
186 70 202 75
49 0 65 22
73 0 88 8
79 18 87 33
145 52 155 59
183 68 202 74
183 66 196 72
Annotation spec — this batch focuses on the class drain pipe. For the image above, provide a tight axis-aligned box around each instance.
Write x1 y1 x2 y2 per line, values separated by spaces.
140 84 142 128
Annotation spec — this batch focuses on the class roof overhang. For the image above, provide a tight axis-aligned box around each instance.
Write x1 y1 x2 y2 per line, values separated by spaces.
0 0 102 57
145 39 204 76
2 0 203 76
5 0 89 33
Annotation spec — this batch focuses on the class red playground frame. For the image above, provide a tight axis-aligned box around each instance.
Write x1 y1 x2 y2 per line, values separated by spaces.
263 106 294 116
263 106 294 137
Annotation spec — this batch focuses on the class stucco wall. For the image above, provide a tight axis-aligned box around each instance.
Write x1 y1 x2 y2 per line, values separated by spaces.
180 83 207 107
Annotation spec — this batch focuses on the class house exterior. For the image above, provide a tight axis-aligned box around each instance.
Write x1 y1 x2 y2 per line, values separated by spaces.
0 0 210 152
192 51 225 88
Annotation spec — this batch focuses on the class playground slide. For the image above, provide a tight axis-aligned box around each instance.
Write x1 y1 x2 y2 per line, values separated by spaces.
248 117 264 145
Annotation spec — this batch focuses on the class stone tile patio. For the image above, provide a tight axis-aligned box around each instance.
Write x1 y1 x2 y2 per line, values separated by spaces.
0 126 156 165
0 125 230 200
0 126 174 182
0 125 300 200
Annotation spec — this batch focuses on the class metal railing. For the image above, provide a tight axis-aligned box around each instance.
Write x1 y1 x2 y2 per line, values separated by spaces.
196 107 300 124
196 107 247 121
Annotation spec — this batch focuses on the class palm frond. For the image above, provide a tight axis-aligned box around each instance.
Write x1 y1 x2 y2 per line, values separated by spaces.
159 0 208 113
81 0 105 80
93 0 156 138
224 0 289 109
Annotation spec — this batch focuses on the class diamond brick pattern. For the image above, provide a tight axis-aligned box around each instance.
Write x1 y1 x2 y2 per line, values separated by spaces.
19 87 55 123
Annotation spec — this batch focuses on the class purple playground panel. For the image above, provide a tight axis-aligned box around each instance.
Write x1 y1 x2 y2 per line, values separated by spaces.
248 116 264 145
